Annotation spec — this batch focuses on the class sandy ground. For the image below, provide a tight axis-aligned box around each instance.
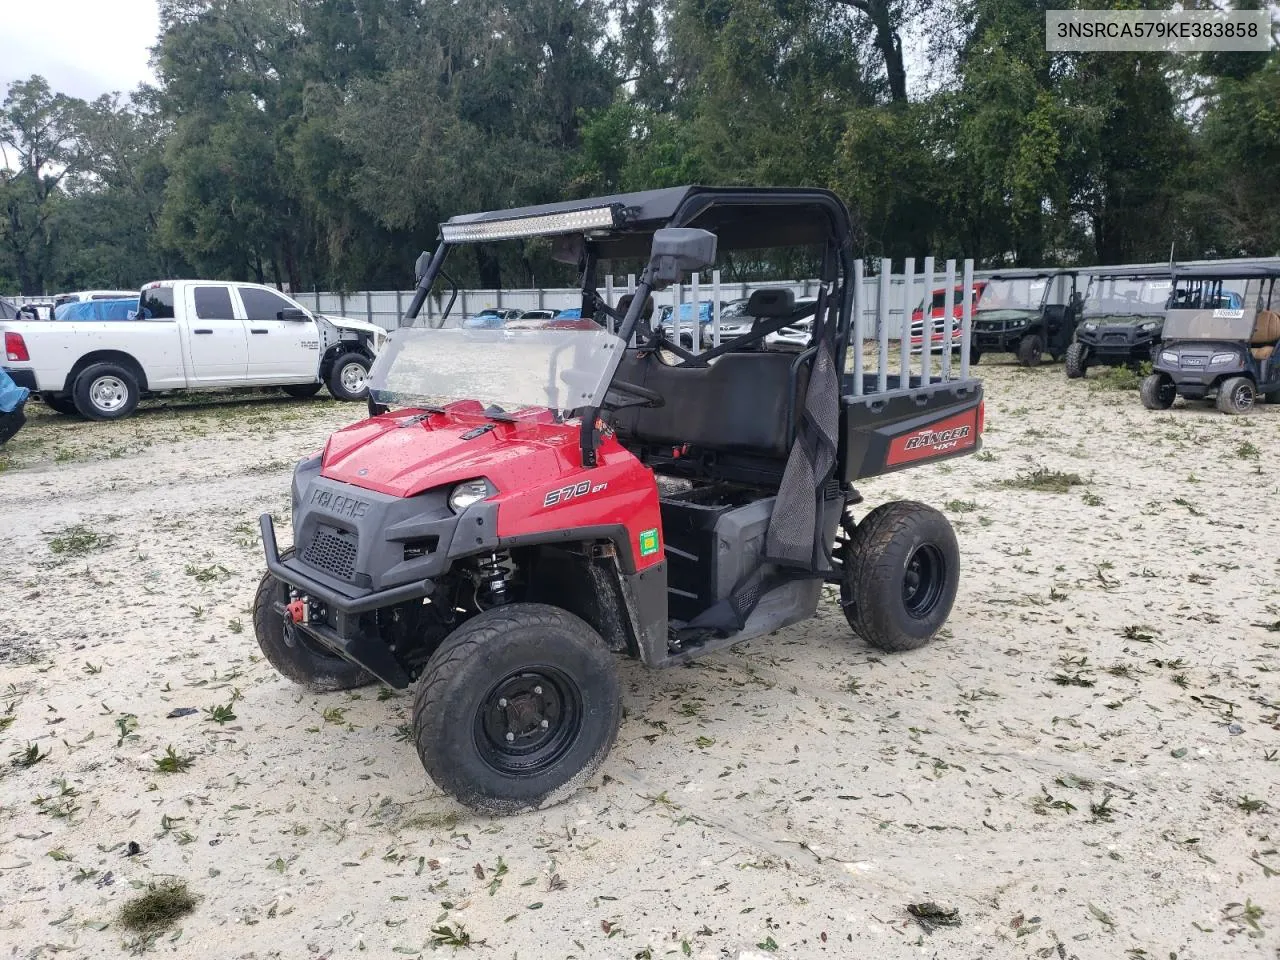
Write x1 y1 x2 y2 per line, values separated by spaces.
0 364 1277 960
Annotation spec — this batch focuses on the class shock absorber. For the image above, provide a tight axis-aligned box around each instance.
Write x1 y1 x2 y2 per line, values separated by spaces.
476 552 513 607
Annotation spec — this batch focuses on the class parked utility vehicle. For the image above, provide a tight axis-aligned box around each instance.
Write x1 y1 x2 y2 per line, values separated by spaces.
1065 267 1173 378
0 280 385 420
1141 264 1280 413
254 187 984 813
971 269 1081 366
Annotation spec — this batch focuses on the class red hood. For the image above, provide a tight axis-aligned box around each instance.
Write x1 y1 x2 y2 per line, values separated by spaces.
321 401 580 498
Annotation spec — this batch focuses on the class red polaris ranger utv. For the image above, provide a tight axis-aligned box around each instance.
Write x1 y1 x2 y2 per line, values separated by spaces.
255 187 984 813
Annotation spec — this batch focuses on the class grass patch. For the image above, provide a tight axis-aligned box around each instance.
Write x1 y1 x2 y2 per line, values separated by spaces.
1088 363 1151 391
48 524 114 557
154 746 194 774
999 468 1084 493
119 880 198 933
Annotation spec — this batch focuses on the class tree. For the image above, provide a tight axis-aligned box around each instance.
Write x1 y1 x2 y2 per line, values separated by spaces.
0 77 86 294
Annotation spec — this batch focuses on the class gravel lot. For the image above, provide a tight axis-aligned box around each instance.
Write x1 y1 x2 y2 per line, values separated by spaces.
0 364 1277 959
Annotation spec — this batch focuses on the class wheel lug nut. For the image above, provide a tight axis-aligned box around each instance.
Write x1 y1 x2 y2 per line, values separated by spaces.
498 698 508 708
505 732 515 742
540 720 549 729
534 686 543 695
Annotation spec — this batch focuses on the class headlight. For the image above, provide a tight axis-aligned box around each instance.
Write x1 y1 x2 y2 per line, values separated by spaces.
1160 351 1178 364
1139 321 1159 332
448 478 493 512
1083 322 1097 332
1210 352 1237 365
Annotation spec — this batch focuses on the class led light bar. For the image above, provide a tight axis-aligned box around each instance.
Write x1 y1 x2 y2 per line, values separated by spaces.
441 206 619 243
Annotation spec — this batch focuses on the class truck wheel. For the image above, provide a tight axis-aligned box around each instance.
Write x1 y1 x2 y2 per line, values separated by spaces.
252 549 375 692
968 347 982 366
72 363 140 421
1140 374 1175 410
283 382 323 399
412 603 622 815
1064 342 1087 379
1216 377 1256 415
1016 335 1044 367
840 501 960 653
327 352 371 402
42 394 80 416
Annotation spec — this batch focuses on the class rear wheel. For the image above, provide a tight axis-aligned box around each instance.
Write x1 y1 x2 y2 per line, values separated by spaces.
252 549 375 692
1216 376 1256 415
42 394 80 416
412 603 622 815
283 382 323 399
840 501 960 653
72 363 140 420
327 352 371 402
1064 342 1088 379
1140 374 1175 410
1016 334 1044 367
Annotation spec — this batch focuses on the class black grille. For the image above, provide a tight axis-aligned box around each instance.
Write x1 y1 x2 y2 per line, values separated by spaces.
304 526 358 581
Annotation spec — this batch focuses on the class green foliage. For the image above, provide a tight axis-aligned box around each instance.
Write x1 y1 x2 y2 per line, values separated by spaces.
1 1 1277 297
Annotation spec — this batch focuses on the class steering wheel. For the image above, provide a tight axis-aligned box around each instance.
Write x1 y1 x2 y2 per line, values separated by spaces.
604 379 664 409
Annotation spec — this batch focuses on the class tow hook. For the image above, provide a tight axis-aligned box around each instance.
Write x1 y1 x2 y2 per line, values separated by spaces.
282 594 311 648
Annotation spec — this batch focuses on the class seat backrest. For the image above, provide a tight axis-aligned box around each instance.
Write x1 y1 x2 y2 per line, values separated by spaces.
1251 310 1280 346
746 288 795 318
612 349 807 459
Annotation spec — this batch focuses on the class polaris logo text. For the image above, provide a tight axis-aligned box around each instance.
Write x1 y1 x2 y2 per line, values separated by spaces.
310 489 370 519
544 481 608 507
904 425 971 453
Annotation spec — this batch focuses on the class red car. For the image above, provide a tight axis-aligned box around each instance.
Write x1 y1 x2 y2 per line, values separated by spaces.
910 282 986 350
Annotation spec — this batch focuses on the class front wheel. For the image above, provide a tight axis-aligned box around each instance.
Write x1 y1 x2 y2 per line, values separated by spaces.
840 501 960 653
72 363 140 420
968 347 982 366
1216 376 1256 415
412 603 622 815
1064 342 1087 379
252 549 375 692
1016 334 1044 367
327 352 371 402
1140 374 1175 410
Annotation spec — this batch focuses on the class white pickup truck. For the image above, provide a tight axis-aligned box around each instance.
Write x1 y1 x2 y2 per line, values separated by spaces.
0 280 386 420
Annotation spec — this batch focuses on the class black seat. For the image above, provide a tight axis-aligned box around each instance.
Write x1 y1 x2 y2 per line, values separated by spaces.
612 348 808 459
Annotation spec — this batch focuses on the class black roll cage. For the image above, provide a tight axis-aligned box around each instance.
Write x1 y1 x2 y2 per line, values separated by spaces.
399 188 858 467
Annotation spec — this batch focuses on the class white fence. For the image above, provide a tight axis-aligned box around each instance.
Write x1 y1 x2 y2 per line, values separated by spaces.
306 273 960 338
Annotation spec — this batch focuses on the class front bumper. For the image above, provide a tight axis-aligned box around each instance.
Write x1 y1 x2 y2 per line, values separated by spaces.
260 514 435 615
972 321 1029 351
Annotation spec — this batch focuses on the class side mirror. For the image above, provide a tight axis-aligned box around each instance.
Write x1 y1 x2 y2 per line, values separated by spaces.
278 308 310 322
414 250 433 283
649 228 717 284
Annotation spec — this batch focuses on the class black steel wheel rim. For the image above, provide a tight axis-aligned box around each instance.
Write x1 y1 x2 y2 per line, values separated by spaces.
475 666 582 775
1233 383 1254 410
903 544 947 619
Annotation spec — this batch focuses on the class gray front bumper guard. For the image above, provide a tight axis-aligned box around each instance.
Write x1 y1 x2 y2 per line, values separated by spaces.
259 514 435 614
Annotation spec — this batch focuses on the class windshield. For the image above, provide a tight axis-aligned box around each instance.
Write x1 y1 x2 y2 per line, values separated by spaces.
977 278 1047 312
368 326 626 412
1083 277 1170 318
1163 308 1255 341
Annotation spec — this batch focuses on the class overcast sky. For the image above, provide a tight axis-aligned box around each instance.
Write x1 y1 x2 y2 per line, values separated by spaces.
2 0 159 102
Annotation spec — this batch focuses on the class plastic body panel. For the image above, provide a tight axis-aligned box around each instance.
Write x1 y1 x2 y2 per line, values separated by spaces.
840 375 983 481
318 401 663 573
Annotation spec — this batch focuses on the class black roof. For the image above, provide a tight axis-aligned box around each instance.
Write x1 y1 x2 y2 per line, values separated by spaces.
442 186 852 258
1083 265 1173 280
1173 263 1280 279
984 267 1072 279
